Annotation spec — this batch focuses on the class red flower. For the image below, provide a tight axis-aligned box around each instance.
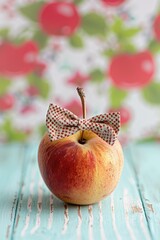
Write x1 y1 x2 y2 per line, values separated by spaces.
25 86 40 97
20 105 37 114
67 71 90 86
0 93 15 111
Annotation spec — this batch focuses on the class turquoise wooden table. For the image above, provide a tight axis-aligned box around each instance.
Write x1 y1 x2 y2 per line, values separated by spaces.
0 142 160 240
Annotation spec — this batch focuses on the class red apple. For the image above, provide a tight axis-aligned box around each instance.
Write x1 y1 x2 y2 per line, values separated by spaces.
0 93 15 111
101 0 126 6
39 2 80 36
109 51 155 89
109 107 131 125
38 87 123 205
0 41 38 76
153 15 160 41
38 130 124 205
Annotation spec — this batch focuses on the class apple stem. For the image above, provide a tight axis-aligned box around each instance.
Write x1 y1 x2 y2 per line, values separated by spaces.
77 87 86 143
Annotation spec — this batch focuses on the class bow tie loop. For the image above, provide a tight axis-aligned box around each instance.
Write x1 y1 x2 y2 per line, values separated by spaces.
46 104 120 145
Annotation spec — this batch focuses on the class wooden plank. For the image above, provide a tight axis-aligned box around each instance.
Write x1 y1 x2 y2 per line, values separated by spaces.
102 146 151 240
0 144 26 240
129 143 160 240
11 143 152 240
1 143 159 240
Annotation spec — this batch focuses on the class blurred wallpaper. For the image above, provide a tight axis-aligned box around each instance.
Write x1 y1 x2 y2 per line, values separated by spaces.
0 0 160 144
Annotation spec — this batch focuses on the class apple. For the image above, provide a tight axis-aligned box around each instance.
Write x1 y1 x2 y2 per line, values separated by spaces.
0 41 38 76
101 0 126 6
0 93 15 111
38 130 123 205
109 51 155 89
38 88 124 205
153 15 160 41
39 2 80 36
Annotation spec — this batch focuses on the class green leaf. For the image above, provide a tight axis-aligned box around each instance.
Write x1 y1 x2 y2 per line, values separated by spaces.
8 131 27 142
69 33 84 48
109 86 128 108
111 17 124 34
73 0 84 5
120 42 137 53
0 77 11 95
11 36 28 45
0 28 10 39
27 73 43 85
81 12 108 37
38 80 50 99
32 30 48 49
148 40 160 54
137 136 156 143
89 68 105 83
103 48 116 57
2 119 27 142
19 1 44 22
142 82 160 105
122 27 140 38
27 74 50 99
111 17 140 39
38 124 47 136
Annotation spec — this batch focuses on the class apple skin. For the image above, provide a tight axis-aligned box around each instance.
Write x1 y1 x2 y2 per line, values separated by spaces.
38 130 124 205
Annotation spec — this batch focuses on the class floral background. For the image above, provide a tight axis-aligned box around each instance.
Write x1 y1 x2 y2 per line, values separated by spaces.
0 0 160 144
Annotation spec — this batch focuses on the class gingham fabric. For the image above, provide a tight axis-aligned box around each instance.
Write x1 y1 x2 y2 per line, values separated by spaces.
46 104 120 145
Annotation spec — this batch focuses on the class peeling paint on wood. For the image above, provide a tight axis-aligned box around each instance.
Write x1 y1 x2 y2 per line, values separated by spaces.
131 205 143 213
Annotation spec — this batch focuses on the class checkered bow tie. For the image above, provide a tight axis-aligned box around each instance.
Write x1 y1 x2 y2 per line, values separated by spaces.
46 104 120 145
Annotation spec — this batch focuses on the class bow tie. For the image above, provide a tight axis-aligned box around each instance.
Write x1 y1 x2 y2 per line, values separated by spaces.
46 104 120 145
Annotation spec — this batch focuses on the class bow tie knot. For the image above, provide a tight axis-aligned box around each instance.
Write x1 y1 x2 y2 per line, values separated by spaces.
46 104 120 145
78 119 88 130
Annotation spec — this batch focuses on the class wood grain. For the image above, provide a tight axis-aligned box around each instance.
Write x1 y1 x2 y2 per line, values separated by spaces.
0 143 159 240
